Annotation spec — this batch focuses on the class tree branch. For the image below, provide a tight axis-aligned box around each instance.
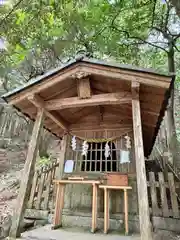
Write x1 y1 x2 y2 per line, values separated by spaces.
0 0 24 27
164 1 171 33
172 42 180 52
174 33 180 41
111 25 168 53
151 0 157 28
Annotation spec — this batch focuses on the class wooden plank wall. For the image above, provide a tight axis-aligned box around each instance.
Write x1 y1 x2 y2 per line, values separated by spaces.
63 129 138 215
147 172 180 218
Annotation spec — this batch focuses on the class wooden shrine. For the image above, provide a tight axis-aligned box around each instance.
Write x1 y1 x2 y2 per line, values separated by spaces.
2 56 172 240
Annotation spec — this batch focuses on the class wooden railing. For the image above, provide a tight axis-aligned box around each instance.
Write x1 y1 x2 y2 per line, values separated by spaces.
28 160 59 211
150 115 168 162
147 171 180 218
149 112 180 180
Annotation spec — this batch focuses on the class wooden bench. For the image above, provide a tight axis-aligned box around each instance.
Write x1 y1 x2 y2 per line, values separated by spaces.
53 179 101 232
99 185 132 235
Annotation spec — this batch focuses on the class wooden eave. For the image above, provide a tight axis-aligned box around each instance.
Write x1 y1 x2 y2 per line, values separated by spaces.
2 57 173 157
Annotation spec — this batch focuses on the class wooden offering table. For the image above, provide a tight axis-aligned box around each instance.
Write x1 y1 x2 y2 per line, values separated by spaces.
53 179 101 232
99 185 132 235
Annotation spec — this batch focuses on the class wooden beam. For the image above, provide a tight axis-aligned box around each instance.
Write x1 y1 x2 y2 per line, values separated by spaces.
28 94 68 130
131 81 153 240
9 108 44 238
81 64 170 88
45 92 132 111
77 77 91 99
69 122 132 131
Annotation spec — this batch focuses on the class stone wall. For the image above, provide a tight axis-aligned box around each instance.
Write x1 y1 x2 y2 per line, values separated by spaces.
63 176 138 215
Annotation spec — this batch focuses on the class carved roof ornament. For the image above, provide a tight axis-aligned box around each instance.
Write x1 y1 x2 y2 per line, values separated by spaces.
71 71 90 80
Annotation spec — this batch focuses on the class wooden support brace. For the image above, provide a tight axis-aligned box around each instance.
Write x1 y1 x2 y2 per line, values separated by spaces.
9 108 44 238
131 81 153 240
28 94 68 130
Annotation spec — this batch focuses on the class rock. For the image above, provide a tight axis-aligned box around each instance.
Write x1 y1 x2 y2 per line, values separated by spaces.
0 226 4 239
34 219 48 227
21 218 35 230
0 190 17 202
0 215 12 238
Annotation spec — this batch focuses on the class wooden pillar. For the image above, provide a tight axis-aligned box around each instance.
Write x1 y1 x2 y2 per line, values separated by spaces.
104 187 109 234
131 82 152 240
9 108 44 238
91 183 98 233
52 135 68 213
124 189 129 235
57 134 68 179
53 183 65 228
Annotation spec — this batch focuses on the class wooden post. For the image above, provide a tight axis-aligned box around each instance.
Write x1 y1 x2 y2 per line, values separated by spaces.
158 172 169 217
52 134 68 219
91 183 98 233
53 183 65 228
131 82 152 240
162 152 169 181
104 188 109 234
168 173 179 218
149 172 159 215
124 189 129 235
9 108 44 238
57 134 68 179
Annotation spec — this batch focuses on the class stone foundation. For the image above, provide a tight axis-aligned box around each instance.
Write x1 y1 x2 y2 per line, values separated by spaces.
49 210 140 233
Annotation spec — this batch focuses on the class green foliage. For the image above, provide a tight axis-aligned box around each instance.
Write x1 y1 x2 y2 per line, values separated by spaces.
36 156 51 168
0 0 179 88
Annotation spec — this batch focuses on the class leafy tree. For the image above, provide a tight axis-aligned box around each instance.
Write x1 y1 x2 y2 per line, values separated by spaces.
169 0 180 17
1 0 180 161
109 0 180 163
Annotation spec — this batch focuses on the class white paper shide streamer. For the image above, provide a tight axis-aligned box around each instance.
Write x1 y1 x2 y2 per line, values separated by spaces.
82 140 89 156
124 135 131 149
104 142 110 158
71 136 76 151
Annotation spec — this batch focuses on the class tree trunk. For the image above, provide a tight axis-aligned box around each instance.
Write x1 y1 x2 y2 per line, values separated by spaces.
169 0 180 18
167 44 180 167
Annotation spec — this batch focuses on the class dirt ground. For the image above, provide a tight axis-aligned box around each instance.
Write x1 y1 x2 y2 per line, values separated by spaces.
0 149 25 225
